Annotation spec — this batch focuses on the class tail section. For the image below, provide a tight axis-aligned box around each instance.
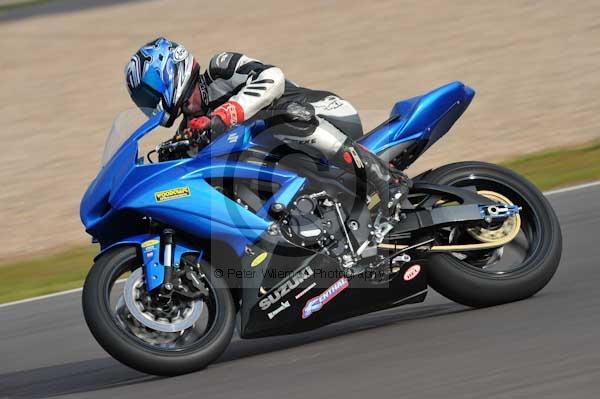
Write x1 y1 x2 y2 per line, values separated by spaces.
359 81 475 169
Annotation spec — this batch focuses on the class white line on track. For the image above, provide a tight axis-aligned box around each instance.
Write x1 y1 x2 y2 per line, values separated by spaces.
0 287 83 309
543 180 600 196
2 179 599 309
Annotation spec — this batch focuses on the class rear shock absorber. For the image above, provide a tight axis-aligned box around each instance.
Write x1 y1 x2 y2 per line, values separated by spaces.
162 229 175 291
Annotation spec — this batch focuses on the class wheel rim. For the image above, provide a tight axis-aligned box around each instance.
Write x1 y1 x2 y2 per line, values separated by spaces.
438 174 544 276
104 256 221 352
465 190 521 243
122 268 204 333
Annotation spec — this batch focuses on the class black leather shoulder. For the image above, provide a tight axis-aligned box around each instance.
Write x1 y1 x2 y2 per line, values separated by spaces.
207 52 243 80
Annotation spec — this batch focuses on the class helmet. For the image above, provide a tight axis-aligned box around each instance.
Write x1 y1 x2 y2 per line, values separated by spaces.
125 37 199 126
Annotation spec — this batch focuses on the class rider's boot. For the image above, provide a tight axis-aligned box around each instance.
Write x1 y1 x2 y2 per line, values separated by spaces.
333 138 410 220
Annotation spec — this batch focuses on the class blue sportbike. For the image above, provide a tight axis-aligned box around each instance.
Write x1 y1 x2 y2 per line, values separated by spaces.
81 82 562 376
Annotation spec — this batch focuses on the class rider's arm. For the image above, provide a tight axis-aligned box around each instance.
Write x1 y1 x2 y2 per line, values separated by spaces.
206 52 285 127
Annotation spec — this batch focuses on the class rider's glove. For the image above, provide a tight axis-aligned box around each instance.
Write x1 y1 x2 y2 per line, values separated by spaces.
209 115 229 137
205 101 244 139
178 101 244 144
212 101 245 128
187 116 211 133
178 116 211 144
186 115 228 141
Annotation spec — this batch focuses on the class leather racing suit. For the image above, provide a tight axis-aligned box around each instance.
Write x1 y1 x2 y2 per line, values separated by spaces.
184 52 405 215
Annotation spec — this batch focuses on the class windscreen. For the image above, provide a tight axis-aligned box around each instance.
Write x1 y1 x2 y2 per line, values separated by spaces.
100 108 178 167
101 108 151 166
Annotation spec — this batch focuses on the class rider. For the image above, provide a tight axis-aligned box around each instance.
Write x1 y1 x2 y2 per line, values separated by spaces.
125 37 408 217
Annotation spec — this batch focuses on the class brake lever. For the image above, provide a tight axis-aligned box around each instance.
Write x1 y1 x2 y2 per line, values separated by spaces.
157 139 190 153
191 130 211 146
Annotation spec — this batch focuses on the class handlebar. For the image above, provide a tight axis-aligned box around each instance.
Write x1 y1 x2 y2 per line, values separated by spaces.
148 129 211 163
158 139 191 152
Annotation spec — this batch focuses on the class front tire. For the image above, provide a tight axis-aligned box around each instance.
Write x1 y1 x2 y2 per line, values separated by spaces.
421 161 562 307
82 247 235 376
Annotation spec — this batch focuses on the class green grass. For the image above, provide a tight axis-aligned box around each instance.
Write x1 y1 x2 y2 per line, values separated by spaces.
0 0 55 15
0 246 97 303
501 141 600 191
1 141 599 304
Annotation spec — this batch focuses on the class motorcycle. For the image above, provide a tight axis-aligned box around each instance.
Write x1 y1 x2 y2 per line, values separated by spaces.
80 81 562 376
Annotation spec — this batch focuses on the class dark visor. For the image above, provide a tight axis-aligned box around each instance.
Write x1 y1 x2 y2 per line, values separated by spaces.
131 83 162 111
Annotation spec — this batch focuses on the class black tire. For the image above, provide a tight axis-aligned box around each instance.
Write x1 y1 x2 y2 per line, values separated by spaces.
82 246 235 376
421 161 562 307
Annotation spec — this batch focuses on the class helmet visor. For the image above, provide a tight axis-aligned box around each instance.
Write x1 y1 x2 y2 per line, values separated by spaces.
130 83 162 116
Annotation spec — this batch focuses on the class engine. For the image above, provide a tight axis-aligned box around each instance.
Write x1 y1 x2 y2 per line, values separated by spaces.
279 191 368 259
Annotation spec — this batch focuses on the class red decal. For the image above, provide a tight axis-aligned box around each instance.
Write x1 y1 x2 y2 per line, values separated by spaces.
403 265 421 281
343 151 353 164
212 101 245 127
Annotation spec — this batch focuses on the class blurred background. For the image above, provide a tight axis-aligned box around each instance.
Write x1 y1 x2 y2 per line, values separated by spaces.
1 0 599 264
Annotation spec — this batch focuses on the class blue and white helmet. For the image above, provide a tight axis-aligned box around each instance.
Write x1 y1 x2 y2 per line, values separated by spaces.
125 37 199 126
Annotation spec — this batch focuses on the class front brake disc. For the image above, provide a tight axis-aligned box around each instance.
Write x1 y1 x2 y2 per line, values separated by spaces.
123 268 203 333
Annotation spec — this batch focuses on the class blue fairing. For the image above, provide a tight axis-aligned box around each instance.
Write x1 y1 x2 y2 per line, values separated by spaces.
198 120 268 159
359 81 475 163
81 112 306 259
81 81 475 291
93 233 205 291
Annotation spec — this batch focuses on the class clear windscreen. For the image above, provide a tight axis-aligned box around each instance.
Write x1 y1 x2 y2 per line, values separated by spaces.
100 108 176 166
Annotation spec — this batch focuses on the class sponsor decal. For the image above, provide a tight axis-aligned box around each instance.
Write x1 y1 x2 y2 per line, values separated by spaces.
282 137 317 145
251 252 268 268
141 239 159 248
173 46 189 62
216 52 230 67
267 301 290 320
227 133 239 143
155 186 191 202
313 95 345 111
403 265 421 281
295 282 316 300
142 241 158 261
221 102 241 125
347 147 364 169
259 266 314 311
198 75 209 104
302 277 349 319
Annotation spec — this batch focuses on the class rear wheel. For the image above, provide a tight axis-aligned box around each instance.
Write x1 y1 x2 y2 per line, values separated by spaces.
421 161 562 307
82 247 235 376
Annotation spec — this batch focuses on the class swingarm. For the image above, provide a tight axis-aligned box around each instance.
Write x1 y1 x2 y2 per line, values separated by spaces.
392 181 521 235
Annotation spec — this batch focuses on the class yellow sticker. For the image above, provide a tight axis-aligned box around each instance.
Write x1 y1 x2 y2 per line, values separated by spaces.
367 192 381 210
141 239 159 248
251 252 268 268
155 186 191 202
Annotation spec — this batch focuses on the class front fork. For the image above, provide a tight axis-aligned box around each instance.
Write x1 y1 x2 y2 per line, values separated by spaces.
152 229 208 299
140 230 205 292
161 229 175 291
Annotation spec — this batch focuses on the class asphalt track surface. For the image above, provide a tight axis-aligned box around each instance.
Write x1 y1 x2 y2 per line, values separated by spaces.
1 184 599 399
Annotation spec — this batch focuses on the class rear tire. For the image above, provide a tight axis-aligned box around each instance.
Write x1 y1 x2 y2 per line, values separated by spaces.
421 161 562 307
82 247 235 376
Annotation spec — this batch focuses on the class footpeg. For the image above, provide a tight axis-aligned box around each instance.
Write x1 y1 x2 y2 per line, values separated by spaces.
356 220 394 257
373 222 394 244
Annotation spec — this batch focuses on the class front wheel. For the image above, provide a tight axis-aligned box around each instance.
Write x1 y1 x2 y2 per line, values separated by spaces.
421 161 562 307
82 247 235 376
